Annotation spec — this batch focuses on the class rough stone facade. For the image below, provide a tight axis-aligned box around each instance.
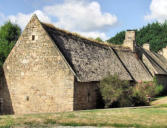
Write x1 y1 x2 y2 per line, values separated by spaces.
143 43 150 51
74 81 99 110
0 15 75 114
159 46 167 60
123 31 136 52
0 69 14 114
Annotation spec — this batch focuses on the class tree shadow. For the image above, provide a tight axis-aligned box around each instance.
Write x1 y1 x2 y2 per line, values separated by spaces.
0 68 14 115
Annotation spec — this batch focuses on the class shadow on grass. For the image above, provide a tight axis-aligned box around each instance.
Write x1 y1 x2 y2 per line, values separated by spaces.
1 121 167 128
58 122 167 128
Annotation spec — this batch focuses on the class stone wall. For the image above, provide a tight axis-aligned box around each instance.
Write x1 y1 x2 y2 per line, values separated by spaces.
74 81 100 110
0 71 14 114
123 31 136 52
143 43 150 51
155 74 167 92
1 15 75 114
161 47 167 60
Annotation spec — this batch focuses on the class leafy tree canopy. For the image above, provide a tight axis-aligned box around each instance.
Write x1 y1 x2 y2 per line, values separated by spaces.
0 21 21 66
107 21 167 52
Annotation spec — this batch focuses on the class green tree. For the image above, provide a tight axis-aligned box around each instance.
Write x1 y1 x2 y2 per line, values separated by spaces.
0 21 21 43
95 37 103 42
0 21 21 66
107 22 167 52
107 31 125 45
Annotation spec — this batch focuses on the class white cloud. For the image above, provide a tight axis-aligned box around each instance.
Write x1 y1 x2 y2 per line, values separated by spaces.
79 31 108 40
44 0 117 32
3 0 117 40
8 10 51 29
0 12 6 25
145 0 167 22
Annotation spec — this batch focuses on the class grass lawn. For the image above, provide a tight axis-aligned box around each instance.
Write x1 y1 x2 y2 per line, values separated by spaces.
0 97 167 128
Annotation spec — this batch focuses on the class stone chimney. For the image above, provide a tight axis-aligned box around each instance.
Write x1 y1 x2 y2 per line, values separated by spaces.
143 43 150 51
158 50 163 55
123 30 136 52
161 46 167 59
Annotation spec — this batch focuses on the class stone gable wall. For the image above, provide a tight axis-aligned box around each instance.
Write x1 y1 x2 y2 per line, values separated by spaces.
1 16 75 114
0 71 14 114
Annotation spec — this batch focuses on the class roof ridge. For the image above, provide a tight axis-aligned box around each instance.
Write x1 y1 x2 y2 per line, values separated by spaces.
41 22 130 51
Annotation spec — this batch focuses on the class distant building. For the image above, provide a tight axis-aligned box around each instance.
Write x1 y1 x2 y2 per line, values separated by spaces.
0 15 167 115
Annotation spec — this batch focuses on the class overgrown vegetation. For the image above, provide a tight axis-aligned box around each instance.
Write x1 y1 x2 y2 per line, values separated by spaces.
107 22 167 52
98 75 163 108
0 21 21 66
132 78 163 106
98 75 132 108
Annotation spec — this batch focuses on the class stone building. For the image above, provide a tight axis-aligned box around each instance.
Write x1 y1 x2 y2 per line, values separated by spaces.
0 15 167 115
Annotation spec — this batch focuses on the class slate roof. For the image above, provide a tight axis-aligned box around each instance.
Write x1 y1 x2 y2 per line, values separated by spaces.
40 21 154 82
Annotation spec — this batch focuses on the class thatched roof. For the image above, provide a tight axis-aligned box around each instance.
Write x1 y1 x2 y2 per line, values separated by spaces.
141 47 167 75
42 23 132 82
115 50 153 81
41 22 154 82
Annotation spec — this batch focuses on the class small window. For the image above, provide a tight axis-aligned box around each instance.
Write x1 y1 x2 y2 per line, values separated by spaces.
32 35 35 41
26 96 29 101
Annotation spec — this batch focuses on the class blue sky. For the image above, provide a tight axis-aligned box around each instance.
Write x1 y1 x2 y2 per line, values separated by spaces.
0 0 166 40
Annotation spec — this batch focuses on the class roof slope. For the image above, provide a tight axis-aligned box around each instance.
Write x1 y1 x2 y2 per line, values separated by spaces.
41 23 132 82
115 49 153 82
41 22 154 82
141 47 167 75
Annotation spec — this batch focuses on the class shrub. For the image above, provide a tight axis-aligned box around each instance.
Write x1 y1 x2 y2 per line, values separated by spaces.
98 75 132 108
132 82 151 106
132 78 163 106
99 75 164 108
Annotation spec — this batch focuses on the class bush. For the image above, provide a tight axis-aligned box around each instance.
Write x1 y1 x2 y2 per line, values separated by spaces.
99 75 164 108
99 75 132 108
132 82 151 106
132 78 163 106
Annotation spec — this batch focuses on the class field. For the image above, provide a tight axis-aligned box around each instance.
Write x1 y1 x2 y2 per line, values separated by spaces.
0 97 167 128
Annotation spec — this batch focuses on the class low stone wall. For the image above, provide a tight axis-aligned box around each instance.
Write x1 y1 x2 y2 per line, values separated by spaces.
74 81 101 110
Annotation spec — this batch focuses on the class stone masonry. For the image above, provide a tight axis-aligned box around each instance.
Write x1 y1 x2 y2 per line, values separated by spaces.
0 15 75 114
